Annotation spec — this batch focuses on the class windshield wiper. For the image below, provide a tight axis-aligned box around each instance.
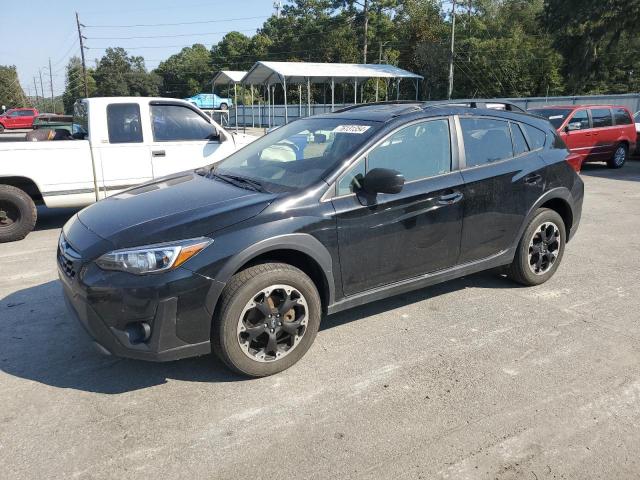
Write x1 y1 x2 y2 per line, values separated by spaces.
208 170 265 192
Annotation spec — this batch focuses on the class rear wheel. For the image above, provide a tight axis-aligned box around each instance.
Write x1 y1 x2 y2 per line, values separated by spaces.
219 103 228 111
212 263 321 377
0 185 37 243
507 208 566 286
607 143 627 169
0 124 4 133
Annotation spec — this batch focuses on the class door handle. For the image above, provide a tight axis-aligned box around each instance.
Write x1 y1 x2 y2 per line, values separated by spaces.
525 173 543 185
152 150 166 157
437 191 463 205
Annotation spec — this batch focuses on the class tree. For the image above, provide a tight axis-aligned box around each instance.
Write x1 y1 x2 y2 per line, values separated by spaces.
93 47 160 97
0 65 27 109
62 57 97 114
155 44 213 97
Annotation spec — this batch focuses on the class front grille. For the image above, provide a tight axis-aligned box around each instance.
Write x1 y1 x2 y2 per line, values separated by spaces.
58 236 81 279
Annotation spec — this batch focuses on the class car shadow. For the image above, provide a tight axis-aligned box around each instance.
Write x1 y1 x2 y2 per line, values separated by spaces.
34 206 81 232
0 272 518 394
580 158 640 182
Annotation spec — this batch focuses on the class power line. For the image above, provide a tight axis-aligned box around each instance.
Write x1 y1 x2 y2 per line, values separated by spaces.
84 15 269 28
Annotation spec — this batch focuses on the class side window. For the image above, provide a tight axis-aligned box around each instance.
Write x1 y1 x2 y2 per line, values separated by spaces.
613 108 632 125
460 117 513 167
106 103 143 144
337 159 366 196
568 110 590 130
151 104 215 141
511 123 529 156
8 110 20 117
591 108 612 128
367 119 451 181
522 124 546 150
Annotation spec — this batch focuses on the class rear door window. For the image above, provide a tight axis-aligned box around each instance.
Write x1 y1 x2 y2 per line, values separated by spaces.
460 118 513 167
107 103 143 144
613 108 632 125
591 108 613 128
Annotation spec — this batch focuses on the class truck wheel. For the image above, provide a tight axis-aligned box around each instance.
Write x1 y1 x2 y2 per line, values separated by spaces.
506 208 566 286
212 263 321 377
219 103 228 111
607 143 627 169
0 185 37 243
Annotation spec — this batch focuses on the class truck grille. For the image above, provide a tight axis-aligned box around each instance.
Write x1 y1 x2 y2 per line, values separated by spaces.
58 236 81 279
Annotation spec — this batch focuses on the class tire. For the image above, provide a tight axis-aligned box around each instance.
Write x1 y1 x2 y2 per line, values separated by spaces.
219 103 228 111
0 185 37 243
0 124 5 133
506 208 566 286
212 263 322 377
607 143 627 169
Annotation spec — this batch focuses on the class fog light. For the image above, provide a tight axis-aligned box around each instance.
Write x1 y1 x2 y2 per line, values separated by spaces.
125 322 151 344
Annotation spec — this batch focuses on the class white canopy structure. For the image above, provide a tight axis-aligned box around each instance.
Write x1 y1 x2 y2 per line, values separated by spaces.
211 71 247 129
240 61 424 125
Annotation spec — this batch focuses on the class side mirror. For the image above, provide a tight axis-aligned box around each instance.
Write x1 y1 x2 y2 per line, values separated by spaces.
566 122 581 132
361 168 404 195
209 128 221 142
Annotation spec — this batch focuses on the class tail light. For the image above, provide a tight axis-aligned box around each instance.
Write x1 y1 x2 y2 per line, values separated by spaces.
566 153 582 173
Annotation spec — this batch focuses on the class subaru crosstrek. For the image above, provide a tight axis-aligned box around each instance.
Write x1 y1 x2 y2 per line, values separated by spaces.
58 102 584 377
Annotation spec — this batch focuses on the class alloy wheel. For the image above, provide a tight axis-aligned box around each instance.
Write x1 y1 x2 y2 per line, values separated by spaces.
236 284 308 362
528 221 561 275
614 146 626 166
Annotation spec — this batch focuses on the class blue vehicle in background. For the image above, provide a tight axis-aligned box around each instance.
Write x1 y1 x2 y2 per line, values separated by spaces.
183 93 233 110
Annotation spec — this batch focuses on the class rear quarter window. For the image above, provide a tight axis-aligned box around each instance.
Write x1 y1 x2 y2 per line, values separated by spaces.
613 108 633 125
522 124 546 150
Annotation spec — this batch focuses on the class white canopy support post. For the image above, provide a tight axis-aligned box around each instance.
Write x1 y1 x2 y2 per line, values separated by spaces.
306 77 311 117
232 82 238 131
250 84 255 127
396 79 400 100
298 84 302 118
323 82 327 112
375 78 379 102
354 79 358 104
282 76 288 124
266 83 271 128
331 78 335 112
272 85 276 125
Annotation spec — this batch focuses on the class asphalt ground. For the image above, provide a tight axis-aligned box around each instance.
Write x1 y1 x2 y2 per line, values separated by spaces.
1 160 640 479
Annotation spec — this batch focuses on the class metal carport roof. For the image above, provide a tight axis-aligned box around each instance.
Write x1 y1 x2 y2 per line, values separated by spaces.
212 70 247 86
241 61 423 85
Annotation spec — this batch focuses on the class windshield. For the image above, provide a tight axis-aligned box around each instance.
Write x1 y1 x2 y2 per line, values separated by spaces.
214 117 380 192
528 108 573 129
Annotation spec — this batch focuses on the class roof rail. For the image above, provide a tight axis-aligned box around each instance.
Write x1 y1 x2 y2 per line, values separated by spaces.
332 99 526 114
422 99 525 113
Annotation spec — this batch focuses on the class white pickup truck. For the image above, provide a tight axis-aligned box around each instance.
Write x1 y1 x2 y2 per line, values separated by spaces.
0 97 257 242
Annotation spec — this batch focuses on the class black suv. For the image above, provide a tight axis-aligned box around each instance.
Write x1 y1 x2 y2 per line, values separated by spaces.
58 103 583 377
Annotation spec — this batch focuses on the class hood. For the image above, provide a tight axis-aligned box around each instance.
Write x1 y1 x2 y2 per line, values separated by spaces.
78 172 275 249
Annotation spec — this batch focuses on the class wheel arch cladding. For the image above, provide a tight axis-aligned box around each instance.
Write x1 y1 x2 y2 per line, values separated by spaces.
215 234 335 315
539 197 573 238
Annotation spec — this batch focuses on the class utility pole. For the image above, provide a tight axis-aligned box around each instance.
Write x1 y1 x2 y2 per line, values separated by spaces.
48 58 55 113
362 0 369 63
33 77 40 110
76 12 89 98
39 70 46 112
447 0 457 100
273 0 282 18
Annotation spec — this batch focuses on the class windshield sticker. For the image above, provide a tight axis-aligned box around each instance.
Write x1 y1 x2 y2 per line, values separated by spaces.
549 115 564 120
334 125 371 134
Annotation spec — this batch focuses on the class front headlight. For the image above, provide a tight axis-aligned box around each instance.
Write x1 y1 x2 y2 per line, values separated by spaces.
95 237 212 275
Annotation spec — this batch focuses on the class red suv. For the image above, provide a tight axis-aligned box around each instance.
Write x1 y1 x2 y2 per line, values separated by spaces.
529 105 636 169
0 108 39 132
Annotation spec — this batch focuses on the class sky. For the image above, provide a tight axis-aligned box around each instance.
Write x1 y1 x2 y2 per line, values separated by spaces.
0 0 276 97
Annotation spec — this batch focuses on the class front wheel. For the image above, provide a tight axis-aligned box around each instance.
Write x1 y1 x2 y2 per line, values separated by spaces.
0 185 37 243
506 208 566 286
212 263 321 377
0 124 5 133
608 144 627 169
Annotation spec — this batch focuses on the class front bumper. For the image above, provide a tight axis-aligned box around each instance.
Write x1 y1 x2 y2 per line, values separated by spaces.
58 228 225 362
